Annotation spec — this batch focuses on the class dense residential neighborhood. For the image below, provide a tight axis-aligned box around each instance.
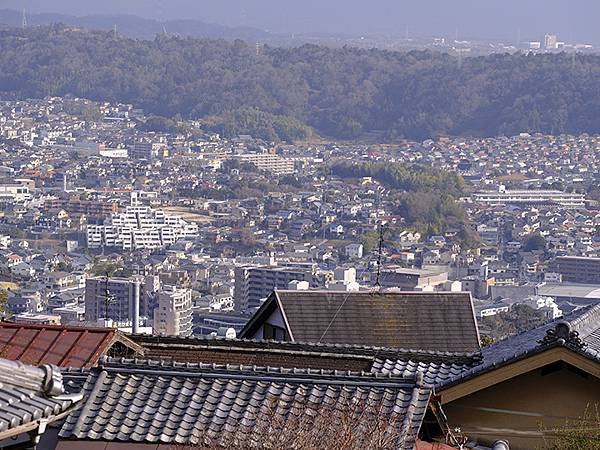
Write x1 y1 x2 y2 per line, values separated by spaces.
0 95 599 450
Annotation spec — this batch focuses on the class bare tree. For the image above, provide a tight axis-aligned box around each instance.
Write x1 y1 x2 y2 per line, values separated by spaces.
172 390 414 450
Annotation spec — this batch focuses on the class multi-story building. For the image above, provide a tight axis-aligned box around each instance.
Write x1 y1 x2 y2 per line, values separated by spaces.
0 179 33 203
473 188 585 208
548 256 600 284
84 276 157 323
377 267 449 291
233 153 295 175
86 206 198 250
128 142 167 160
544 34 558 50
153 286 193 337
44 197 119 219
234 264 318 311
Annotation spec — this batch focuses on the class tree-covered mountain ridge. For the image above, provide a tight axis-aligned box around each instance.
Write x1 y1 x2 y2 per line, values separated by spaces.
2 26 599 141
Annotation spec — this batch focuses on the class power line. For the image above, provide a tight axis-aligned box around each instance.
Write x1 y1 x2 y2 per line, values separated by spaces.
317 255 375 344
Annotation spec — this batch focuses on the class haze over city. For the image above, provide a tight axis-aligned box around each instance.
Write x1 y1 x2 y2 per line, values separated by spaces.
0 2 599 450
5 0 600 43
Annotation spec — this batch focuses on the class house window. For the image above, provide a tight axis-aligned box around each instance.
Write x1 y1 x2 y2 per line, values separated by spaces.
263 323 288 341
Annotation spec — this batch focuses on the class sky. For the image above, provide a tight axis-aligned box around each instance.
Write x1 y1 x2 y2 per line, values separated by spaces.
4 0 599 43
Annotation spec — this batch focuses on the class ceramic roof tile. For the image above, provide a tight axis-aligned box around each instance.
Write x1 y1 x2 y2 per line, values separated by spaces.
59 357 432 449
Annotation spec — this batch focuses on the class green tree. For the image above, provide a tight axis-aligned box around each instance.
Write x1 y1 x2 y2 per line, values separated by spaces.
523 233 546 252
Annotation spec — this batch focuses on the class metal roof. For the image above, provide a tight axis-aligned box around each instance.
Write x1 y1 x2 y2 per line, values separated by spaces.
0 322 141 368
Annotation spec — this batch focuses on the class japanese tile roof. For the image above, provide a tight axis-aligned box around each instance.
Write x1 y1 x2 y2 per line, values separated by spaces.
437 303 600 389
371 359 480 387
240 290 481 353
0 322 142 368
0 358 84 441
131 334 480 372
59 357 433 449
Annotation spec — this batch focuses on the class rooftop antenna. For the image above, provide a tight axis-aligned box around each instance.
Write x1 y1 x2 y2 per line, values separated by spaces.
102 271 117 325
374 224 386 288
22 8 27 30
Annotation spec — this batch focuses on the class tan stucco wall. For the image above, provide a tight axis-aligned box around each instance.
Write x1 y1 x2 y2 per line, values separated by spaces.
443 365 600 450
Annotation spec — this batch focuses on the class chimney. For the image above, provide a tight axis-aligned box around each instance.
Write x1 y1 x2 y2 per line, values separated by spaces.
132 278 141 334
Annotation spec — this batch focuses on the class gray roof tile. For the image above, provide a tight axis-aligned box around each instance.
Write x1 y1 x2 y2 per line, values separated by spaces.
0 358 83 440
59 357 433 449
241 290 481 353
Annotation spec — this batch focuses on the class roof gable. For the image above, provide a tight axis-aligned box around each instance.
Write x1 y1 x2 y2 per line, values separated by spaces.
247 291 481 353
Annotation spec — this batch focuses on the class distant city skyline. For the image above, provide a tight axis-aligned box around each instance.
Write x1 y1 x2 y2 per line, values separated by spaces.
5 0 599 44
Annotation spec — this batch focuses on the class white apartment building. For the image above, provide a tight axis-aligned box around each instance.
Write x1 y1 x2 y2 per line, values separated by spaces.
154 286 193 337
233 153 295 174
0 180 33 203
473 187 585 208
86 206 198 250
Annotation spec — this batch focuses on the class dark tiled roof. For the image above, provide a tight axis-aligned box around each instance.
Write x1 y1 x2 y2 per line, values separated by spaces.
438 304 600 389
241 290 480 353
0 322 142 368
59 357 432 449
0 358 83 440
132 334 479 372
371 359 480 387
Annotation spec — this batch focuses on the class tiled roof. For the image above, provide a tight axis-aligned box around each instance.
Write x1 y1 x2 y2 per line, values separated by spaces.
241 290 481 353
132 334 480 372
0 322 142 368
59 357 433 449
437 304 600 389
0 358 84 441
371 359 480 387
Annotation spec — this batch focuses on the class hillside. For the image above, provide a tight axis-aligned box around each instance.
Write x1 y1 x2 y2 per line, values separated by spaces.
1 26 600 141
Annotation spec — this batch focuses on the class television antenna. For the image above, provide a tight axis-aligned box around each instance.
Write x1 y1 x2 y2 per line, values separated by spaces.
22 8 27 30
101 271 117 322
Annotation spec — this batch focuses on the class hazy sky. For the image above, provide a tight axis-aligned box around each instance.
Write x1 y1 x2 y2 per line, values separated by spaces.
5 0 598 43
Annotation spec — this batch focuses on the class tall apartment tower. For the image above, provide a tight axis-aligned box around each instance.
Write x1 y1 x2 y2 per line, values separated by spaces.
153 286 193 336
544 34 558 50
234 264 317 311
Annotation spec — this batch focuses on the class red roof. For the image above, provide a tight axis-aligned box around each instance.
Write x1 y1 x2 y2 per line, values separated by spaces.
0 323 124 368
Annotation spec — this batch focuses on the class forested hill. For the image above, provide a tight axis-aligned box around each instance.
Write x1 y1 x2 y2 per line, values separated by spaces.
2 26 600 141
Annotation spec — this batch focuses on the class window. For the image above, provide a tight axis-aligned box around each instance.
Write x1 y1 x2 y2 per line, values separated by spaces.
263 323 288 341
